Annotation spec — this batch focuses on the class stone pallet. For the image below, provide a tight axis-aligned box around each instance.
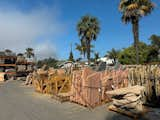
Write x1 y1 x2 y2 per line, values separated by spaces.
107 85 146 119
108 105 147 119
127 65 160 105
70 67 128 108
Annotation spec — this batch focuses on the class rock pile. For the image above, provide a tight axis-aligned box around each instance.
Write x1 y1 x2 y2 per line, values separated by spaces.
70 67 128 108
107 85 145 118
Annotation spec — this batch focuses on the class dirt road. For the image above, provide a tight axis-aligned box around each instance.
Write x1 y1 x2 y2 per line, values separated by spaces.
0 80 132 120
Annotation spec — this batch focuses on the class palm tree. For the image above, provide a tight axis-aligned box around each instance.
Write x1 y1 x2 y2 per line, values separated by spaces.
75 41 95 60
119 0 154 64
94 52 100 63
105 48 120 64
25 48 34 58
75 40 87 59
17 53 24 56
77 15 100 63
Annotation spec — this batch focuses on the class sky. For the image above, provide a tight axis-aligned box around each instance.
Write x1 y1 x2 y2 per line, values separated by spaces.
0 0 159 60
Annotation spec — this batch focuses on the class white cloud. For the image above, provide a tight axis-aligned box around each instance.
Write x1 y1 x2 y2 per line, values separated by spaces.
0 6 65 59
34 40 57 60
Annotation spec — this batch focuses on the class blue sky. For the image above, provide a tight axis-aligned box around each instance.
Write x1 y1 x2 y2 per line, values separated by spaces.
0 0 159 60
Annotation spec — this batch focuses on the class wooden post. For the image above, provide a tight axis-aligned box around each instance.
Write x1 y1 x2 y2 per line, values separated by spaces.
55 78 58 95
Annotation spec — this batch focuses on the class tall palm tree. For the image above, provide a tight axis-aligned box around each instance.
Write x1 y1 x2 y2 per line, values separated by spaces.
77 15 100 63
25 48 34 58
17 53 24 57
94 52 100 63
119 0 154 64
75 40 87 59
75 42 95 60
105 48 120 64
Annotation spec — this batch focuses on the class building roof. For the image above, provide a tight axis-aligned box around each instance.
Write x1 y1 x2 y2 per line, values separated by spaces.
0 51 5 56
0 51 16 58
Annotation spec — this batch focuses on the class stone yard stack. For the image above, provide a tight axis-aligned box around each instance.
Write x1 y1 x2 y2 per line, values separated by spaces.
107 85 146 118
0 50 16 81
70 67 128 108
127 65 160 106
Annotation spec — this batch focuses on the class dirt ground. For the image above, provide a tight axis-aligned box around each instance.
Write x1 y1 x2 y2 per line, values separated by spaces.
0 80 159 120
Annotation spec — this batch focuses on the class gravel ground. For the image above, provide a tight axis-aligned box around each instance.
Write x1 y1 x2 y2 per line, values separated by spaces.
0 80 159 120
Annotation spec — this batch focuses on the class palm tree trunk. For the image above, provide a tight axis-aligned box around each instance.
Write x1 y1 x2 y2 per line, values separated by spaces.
86 40 91 64
83 52 86 59
81 54 83 59
132 19 139 64
114 58 116 64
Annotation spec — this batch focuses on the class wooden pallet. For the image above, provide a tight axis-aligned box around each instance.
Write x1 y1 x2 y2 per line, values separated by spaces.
70 99 110 110
108 105 147 119
0 64 16 67
32 71 72 95
52 93 70 103
70 100 90 109
48 74 71 95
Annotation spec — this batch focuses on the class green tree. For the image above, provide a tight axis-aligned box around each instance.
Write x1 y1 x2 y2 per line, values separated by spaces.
105 48 120 64
68 51 74 62
147 45 159 62
149 34 160 49
147 34 160 62
37 57 58 68
77 15 100 63
25 48 34 58
119 0 154 64
75 40 87 59
119 42 149 64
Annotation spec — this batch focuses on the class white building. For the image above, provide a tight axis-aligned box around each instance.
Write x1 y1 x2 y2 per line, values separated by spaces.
97 57 114 65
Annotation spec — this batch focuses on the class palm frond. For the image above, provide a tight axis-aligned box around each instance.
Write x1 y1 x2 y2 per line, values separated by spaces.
119 0 155 23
